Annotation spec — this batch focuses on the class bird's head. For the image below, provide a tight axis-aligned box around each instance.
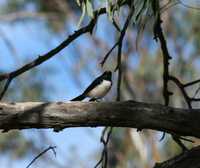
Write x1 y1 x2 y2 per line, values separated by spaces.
103 71 112 81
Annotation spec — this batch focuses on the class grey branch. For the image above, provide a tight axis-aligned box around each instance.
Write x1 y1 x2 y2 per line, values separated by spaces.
154 145 200 168
0 101 200 138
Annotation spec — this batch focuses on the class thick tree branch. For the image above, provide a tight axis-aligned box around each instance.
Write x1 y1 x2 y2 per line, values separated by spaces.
0 101 200 138
154 145 200 168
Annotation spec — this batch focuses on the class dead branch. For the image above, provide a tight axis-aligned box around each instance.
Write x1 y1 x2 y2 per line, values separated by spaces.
0 101 199 138
154 145 200 168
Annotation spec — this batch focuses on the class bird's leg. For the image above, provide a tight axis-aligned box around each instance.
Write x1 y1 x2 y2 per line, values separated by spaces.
89 98 101 102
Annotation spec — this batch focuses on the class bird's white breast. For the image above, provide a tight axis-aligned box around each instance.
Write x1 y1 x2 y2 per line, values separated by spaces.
87 80 112 98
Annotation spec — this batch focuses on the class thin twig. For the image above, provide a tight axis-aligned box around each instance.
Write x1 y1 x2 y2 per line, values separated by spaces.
0 9 98 99
153 0 170 144
100 1 135 68
0 1 130 82
96 3 136 167
153 0 193 150
153 0 171 142
184 78 200 88
116 2 135 101
115 2 135 71
26 146 56 168
97 5 135 166
100 41 119 66
112 18 121 32
169 76 192 108
94 127 113 168
0 1 132 99
169 76 200 105
0 18 96 82
0 78 12 100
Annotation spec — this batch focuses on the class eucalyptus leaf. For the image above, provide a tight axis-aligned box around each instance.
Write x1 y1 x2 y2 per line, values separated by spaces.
76 0 81 6
106 1 113 21
77 3 86 28
86 0 94 18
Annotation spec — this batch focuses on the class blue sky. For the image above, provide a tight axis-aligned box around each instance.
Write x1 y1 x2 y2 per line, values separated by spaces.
0 17 108 168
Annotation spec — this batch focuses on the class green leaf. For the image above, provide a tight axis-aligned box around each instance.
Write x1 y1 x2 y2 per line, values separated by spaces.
106 1 113 21
76 0 81 6
86 0 94 18
77 3 86 28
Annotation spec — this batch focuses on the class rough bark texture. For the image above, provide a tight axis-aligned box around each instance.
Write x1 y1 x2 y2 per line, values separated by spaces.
0 100 199 138
154 146 200 168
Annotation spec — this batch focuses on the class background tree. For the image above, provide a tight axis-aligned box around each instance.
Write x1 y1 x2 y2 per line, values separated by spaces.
0 0 200 168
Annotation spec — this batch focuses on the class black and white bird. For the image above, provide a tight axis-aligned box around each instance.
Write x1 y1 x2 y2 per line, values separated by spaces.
71 71 112 101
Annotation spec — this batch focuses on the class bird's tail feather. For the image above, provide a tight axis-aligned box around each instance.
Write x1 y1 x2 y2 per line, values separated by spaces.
71 94 85 101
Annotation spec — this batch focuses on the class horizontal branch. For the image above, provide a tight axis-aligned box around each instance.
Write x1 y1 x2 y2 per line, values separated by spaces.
0 101 200 137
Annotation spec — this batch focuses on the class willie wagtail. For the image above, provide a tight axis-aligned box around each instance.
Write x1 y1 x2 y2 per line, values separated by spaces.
71 71 112 101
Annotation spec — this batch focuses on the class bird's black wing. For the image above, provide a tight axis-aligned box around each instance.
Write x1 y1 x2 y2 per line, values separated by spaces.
71 94 85 101
71 74 103 101
83 75 103 95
